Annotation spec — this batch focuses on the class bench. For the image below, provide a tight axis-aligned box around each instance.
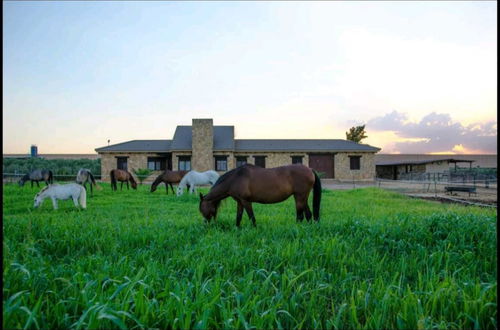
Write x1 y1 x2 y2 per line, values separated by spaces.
444 186 477 196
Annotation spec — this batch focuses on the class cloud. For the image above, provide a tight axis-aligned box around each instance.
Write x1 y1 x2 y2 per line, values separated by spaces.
367 111 497 154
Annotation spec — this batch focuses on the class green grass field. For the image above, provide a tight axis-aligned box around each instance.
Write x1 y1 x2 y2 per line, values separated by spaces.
3 183 497 329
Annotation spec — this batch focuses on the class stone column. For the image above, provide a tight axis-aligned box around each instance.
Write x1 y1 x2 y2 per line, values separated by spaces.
191 119 213 171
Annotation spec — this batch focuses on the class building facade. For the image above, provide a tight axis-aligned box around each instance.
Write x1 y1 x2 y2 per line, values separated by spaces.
95 119 381 182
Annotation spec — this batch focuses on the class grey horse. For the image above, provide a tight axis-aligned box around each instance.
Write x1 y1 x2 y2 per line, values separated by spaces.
19 169 53 188
76 168 99 196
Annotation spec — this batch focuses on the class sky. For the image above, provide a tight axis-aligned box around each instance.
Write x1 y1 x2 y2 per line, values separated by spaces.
3 1 497 154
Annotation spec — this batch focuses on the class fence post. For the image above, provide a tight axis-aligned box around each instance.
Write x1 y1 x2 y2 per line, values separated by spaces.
434 179 437 197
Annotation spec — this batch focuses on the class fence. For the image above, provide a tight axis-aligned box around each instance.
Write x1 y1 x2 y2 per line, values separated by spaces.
398 170 497 184
376 178 497 195
2 173 155 184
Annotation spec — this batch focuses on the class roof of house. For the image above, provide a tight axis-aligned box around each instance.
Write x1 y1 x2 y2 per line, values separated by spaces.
234 139 380 152
375 154 497 168
95 140 172 152
170 126 235 150
376 158 475 166
95 127 380 153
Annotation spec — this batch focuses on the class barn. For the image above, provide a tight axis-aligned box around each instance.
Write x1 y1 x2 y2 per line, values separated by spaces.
95 119 380 182
376 158 476 180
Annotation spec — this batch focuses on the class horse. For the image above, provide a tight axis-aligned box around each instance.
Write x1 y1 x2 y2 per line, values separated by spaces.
110 169 137 191
176 170 220 196
150 170 188 194
199 164 321 227
19 169 53 188
33 183 86 210
76 168 100 196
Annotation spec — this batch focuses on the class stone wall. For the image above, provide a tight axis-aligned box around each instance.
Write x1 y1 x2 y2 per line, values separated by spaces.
99 150 377 182
233 152 310 168
334 152 376 181
425 161 451 173
191 119 213 171
100 152 159 182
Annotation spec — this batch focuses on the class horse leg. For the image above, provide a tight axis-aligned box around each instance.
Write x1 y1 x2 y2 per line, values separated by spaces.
294 194 305 222
170 183 175 194
72 195 79 208
51 197 58 210
242 201 256 227
126 181 129 190
235 200 244 227
304 203 312 222
89 182 93 196
165 183 169 194
120 182 123 190
189 184 195 194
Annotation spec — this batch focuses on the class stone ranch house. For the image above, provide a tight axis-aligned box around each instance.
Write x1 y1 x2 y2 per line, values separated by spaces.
95 119 380 182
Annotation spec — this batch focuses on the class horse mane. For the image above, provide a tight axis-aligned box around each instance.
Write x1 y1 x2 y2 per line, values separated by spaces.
153 173 163 183
212 164 253 189
127 171 137 184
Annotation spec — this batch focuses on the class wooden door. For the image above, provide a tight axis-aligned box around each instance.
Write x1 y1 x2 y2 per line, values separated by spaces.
308 154 334 178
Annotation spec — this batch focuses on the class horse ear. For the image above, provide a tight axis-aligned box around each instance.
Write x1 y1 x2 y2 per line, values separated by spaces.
199 193 204 200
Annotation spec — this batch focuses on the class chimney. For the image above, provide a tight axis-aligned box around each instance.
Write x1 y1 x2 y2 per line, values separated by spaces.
191 119 213 171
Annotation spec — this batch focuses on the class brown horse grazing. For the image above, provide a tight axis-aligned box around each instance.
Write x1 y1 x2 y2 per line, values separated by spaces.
150 170 188 194
199 164 322 227
110 169 137 191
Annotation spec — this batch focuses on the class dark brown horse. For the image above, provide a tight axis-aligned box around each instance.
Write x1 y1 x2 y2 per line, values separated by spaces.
199 164 321 227
150 170 188 194
110 169 137 191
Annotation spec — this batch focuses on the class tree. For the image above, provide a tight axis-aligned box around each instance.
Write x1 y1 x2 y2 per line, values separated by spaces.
132 168 153 185
346 125 368 143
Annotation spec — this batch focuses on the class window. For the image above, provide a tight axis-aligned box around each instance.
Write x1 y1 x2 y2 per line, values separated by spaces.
254 156 266 168
236 156 247 167
116 157 128 170
349 156 361 170
148 157 166 171
215 156 228 171
291 156 303 164
178 156 191 171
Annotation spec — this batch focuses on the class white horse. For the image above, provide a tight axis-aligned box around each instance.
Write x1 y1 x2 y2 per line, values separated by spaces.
177 170 220 196
33 183 87 210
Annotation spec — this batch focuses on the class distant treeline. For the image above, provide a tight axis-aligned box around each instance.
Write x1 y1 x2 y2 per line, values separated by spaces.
3 158 101 176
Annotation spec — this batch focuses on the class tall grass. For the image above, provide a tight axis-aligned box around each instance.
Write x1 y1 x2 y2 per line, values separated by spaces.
3 184 497 329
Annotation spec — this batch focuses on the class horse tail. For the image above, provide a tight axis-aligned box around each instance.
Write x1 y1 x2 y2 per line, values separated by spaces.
79 185 87 209
312 170 322 221
88 172 96 185
110 170 116 190
88 172 102 190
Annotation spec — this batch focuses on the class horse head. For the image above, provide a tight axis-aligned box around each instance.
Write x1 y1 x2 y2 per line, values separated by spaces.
18 174 28 187
199 193 218 222
33 193 42 208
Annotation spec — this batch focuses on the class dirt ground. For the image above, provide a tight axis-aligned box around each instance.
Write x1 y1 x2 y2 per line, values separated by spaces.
321 180 497 208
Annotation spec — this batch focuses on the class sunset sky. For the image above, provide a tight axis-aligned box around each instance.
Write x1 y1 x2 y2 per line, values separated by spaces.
3 1 497 154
